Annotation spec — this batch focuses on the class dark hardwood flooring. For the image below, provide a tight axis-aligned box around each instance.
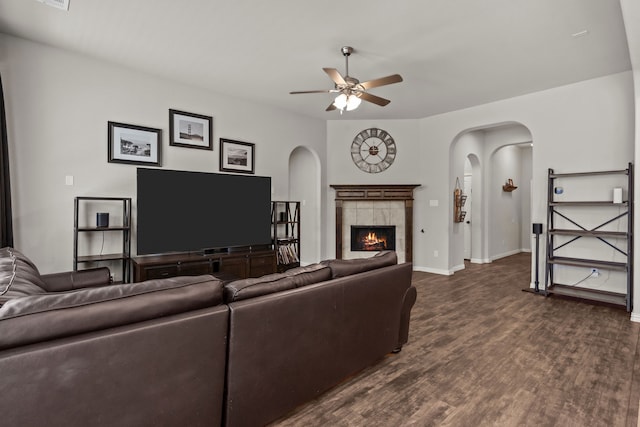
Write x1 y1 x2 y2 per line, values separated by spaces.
272 253 640 426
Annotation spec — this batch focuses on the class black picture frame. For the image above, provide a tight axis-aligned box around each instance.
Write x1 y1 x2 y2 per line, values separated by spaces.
108 121 161 166
219 138 255 174
169 109 213 150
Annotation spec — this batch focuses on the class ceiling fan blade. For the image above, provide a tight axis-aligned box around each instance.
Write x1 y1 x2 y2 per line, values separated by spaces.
326 102 337 111
323 68 347 86
358 91 391 106
359 74 403 90
289 90 333 94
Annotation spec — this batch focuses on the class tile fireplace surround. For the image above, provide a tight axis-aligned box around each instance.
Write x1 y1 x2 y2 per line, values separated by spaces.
331 184 420 264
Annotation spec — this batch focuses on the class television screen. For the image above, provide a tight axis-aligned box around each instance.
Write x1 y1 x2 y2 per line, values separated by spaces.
137 168 272 255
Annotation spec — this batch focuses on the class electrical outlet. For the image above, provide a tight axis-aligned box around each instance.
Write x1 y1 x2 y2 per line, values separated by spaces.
591 268 600 277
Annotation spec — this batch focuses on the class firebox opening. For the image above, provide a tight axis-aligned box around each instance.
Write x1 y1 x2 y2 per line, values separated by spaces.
351 225 396 252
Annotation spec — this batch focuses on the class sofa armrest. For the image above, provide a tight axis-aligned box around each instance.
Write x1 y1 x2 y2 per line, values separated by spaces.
396 285 417 352
40 267 112 292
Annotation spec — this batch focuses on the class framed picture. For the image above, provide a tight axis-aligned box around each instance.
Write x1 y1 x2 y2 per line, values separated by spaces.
219 138 255 174
108 121 161 166
169 109 213 150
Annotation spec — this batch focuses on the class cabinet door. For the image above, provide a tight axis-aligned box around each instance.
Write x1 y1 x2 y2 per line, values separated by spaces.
143 264 179 280
220 256 247 279
178 261 212 276
249 253 276 278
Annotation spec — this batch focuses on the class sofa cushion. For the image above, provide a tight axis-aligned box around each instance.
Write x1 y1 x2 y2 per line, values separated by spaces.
322 250 398 278
0 247 47 307
224 263 331 302
0 274 225 350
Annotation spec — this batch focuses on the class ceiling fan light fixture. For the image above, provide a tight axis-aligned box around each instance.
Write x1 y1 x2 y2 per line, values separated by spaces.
346 94 361 111
333 93 348 110
290 46 402 113
333 93 361 111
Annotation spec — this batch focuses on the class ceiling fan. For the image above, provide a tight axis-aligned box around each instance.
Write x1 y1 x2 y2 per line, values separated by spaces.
290 46 403 112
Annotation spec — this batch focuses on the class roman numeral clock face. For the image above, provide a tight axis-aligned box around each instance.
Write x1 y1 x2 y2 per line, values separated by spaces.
351 128 396 173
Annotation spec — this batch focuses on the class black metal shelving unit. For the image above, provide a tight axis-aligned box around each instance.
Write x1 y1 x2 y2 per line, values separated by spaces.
545 163 633 311
73 196 132 283
271 201 300 272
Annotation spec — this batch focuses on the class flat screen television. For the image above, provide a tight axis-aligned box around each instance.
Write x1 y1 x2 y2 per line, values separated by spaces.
137 168 272 255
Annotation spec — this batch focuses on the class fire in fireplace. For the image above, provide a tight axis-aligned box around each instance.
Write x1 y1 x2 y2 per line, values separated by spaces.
351 225 396 251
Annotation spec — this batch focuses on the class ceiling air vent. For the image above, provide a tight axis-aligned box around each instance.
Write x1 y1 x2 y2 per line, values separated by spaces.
35 0 70 11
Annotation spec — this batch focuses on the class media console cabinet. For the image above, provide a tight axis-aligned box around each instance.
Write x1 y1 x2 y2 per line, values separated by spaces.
132 247 276 282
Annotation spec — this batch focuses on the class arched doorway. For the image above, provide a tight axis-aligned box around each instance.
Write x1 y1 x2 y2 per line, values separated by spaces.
463 154 481 262
288 146 321 264
450 122 533 278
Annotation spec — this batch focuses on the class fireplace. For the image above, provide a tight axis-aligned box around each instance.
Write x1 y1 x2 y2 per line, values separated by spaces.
351 226 396 252
331 184 420 263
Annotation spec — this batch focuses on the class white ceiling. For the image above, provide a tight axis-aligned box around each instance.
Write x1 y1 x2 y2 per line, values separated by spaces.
0 0 632 121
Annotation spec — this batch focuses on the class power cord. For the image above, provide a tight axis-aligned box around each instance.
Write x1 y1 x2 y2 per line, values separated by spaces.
566 271 595 287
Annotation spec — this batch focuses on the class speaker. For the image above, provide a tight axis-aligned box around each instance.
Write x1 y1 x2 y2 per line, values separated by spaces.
96 212 109 228
532 223 543 235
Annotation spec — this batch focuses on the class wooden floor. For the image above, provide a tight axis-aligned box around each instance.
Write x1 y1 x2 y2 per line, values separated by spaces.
272 253 640 426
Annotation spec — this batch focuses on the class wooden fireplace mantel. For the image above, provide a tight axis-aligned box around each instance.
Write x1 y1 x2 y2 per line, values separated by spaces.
330 184 420 261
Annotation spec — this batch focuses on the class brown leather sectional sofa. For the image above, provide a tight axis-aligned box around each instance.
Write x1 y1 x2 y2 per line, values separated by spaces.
0 247 416 427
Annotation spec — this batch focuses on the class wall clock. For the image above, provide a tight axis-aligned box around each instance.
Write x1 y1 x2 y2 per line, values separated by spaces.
351 128 396 173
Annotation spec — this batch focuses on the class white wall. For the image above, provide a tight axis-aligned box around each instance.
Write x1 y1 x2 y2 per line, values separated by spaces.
483 125 532 260
324 120 422 260
520 146 533 251
0 34 326 275
620 0 640 320
632 66 640 319
489 145 525 258
424 72 632 274
326 72 634 280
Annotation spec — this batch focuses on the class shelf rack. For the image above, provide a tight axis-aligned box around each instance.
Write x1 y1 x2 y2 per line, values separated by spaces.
544 164 633 311
73 197 131 283
271 201 300 272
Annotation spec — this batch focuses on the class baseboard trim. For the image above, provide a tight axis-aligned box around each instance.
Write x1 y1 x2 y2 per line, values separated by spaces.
450 263 465 273
630 312 640 323
414 251 526 276
491 249 524 261
413 265 454 276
